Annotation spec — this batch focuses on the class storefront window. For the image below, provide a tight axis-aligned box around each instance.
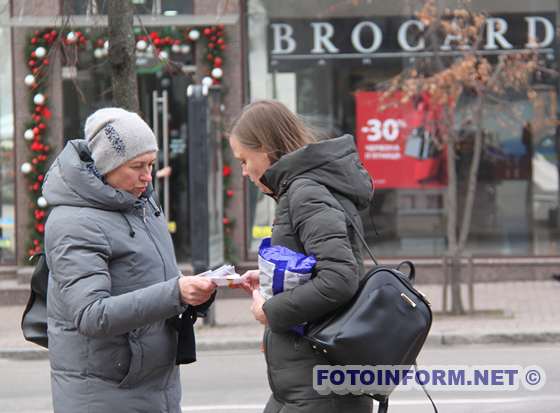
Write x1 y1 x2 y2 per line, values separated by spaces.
0 0 15 264
246 0 560 257
62 0 193 15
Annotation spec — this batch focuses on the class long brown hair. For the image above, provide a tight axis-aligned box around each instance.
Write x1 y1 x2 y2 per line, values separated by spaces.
230 100 316 163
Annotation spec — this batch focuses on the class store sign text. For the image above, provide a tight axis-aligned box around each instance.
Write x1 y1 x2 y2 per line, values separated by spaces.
268 13 555 70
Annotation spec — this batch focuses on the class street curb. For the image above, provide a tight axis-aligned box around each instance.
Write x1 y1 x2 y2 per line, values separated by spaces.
0 348 48 360
2 330 560 361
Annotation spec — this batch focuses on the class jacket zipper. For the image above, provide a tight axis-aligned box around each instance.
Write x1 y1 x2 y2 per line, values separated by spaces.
263 327 277 398
138 200 166 280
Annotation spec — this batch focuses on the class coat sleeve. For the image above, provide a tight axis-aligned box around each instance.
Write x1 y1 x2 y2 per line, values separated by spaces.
46 212 186 338
262 179 360 333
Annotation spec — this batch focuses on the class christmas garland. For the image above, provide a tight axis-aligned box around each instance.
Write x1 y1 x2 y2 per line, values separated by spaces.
22 25 235 261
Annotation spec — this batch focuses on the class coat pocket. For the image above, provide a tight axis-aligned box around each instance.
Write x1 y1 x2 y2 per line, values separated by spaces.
118 333 144 388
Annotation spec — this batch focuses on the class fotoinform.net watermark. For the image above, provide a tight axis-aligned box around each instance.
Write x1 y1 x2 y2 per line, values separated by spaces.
313 365 546 395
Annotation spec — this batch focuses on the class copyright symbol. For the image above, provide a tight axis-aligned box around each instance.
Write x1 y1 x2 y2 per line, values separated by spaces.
523 366 545 390
525 370 540 385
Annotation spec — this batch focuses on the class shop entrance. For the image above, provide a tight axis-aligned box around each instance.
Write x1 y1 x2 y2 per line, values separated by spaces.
63 68 195 261
139 73 193 262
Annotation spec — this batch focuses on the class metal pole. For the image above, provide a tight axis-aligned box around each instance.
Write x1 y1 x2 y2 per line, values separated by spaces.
152 90 160 196
162 90 170 222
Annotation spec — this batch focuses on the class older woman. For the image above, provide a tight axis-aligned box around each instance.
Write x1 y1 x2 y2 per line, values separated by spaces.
43 107 216 412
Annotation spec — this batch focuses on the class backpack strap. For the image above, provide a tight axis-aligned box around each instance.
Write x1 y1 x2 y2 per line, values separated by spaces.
414 361 439 413
330 192 379 266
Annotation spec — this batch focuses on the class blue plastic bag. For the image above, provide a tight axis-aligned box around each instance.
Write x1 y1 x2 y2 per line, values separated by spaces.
258 238 316 335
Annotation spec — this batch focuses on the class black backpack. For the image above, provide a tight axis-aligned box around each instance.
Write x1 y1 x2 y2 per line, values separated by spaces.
301 191 437 413
21 253 49 349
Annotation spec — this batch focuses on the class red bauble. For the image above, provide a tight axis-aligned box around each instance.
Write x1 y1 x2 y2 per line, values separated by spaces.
36 223 45 234
208 43 215 49
28 59 35 67
34 209 45 220
211 36 217 42
38 123 46 130
223 217 230 226
43 59 49 66
222 165 232 177
226 189 234 198
154 38 161 46
203 28 212 36
220 44 226 51
32 127 40 135
32 182 40 191
214 57 223 67
31 51 37 58
217 38 224 45
31 37 38 44
207 54 214 61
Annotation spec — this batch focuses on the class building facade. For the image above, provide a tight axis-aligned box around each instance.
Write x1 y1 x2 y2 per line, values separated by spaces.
1 0 559 282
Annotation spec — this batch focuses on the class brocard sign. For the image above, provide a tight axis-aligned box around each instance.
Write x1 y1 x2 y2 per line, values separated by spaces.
268 13 555 71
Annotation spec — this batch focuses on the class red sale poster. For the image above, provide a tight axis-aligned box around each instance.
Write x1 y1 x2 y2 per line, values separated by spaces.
355 91 448 189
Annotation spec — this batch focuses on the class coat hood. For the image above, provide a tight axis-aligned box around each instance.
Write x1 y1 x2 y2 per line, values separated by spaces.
42 139 141 211
261 135 373 210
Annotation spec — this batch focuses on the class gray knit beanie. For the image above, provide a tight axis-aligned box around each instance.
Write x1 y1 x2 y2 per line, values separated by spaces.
84 107 158 175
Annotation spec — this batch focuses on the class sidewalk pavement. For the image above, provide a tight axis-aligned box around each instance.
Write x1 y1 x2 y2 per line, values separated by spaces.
1 280 559 360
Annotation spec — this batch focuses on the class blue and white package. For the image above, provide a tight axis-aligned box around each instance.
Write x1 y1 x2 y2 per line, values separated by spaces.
258 238 316 301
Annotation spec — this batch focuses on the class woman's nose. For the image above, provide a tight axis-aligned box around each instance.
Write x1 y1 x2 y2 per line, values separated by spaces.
142 171 153 182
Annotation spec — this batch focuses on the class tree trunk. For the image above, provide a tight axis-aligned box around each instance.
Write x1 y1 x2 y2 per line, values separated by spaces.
556 114 560 227
107 0 139 112
444 106 465 315
458 95 484 251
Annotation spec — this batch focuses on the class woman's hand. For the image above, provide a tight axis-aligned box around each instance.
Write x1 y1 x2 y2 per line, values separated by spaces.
232 269 260 294
251 289 268 325
178 276 216 306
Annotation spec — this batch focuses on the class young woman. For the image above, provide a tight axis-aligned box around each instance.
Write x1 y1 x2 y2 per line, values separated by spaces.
230 100 374 413
43 107 216 412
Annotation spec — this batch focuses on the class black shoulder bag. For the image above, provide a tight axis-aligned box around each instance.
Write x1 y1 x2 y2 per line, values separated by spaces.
21 253 49 349
303 197 437 413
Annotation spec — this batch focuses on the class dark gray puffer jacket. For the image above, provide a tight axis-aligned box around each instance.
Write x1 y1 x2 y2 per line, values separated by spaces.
43 140 187 413
260 135 375 413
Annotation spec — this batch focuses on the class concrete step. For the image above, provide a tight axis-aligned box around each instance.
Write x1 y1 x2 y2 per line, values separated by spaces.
0 280 30 306
0 266 18 282
16 266 34 285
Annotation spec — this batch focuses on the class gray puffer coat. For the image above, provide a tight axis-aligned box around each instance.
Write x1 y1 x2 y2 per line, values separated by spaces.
259 135 375 412
43 140 187 413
